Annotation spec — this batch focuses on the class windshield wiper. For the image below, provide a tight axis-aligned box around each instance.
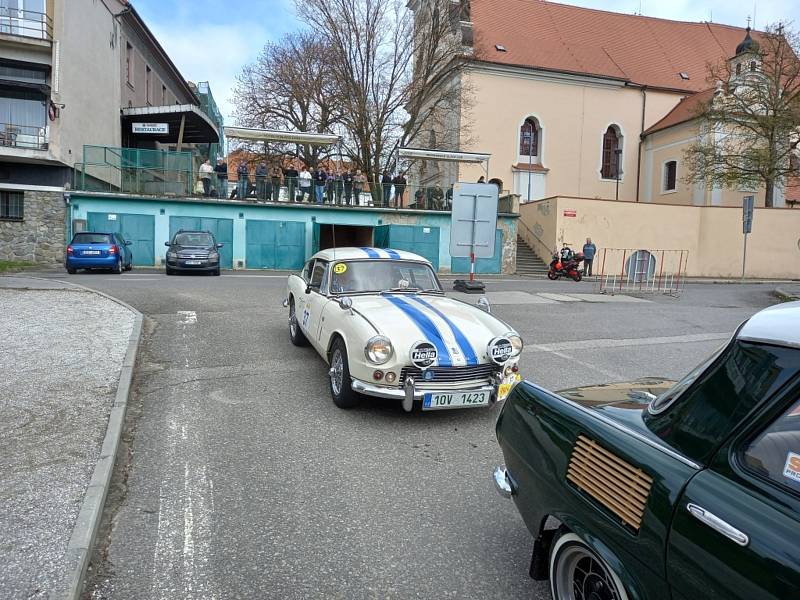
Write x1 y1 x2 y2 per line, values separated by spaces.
382 287 421 293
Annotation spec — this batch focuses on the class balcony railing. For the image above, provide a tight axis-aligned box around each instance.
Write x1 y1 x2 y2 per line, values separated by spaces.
0 123 47 150
0 7 53 42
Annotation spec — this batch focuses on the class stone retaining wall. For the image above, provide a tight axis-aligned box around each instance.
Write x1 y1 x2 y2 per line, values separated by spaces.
0 191 65 265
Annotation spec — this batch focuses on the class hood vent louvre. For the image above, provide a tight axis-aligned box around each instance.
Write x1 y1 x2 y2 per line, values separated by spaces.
566 435 653 531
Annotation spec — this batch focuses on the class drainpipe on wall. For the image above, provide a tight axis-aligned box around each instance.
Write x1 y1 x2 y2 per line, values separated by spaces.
635 86 647 203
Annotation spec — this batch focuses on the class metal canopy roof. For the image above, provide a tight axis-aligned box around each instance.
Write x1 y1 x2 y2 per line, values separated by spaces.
121 104 220 144
224 126 340 145
398 147 491 163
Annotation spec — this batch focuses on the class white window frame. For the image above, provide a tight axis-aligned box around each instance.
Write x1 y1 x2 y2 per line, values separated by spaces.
598 123 625 182
516 114 544 167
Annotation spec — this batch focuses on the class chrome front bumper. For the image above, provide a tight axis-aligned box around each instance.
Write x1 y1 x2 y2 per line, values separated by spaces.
351 375 501 412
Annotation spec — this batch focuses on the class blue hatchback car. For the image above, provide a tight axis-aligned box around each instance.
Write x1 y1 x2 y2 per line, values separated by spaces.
66 232 133 274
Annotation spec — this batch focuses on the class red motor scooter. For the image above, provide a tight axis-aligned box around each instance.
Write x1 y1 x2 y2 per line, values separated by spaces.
548 252 584 282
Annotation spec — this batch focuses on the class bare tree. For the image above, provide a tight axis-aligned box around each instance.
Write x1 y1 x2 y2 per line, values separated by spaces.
295 0 474 189
233 32 342 168
684 24 800 207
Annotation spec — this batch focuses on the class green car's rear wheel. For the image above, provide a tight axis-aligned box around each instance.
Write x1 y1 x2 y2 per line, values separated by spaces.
550 532 628 600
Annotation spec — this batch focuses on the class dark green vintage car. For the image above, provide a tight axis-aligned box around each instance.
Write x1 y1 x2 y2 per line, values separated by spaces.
494 301 800 600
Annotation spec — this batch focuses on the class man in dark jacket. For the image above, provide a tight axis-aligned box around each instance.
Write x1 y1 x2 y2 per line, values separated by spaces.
270 164 282 201
214 158 228 197
313 167 327 204
582 237 597 276
236 163 250 200
284 164 299 202
393 172 407 207
381 170 392 207
342 170 353 206
255 162 268 202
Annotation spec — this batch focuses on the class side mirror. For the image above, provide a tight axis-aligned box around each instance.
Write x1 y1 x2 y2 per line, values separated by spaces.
305 284 312 294
216 243 224 248
165 242 171 247
477 297 492 313
125 241 133 246
339 297 353 310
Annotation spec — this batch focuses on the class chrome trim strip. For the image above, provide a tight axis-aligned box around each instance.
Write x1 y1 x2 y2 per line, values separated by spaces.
687 503 749 547
493 466 515 498
527 383 703 470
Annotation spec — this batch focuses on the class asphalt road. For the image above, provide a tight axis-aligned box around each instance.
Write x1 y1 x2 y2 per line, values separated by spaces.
27 270 779 599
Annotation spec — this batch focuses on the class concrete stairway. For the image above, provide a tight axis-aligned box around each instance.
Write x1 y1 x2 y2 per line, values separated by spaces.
516 236 550 278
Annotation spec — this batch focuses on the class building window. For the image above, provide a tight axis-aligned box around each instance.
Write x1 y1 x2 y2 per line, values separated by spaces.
0 88 47 149
145 66 152 105
0 190 24 220
663 161 677 192
161 84 167 105
519 117 539 158
601 125 622 180
126 43 133 85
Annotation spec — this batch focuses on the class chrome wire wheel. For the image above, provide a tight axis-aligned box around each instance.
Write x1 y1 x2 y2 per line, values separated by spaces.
330 348 344 395
289 302 297 336
551 534 626 600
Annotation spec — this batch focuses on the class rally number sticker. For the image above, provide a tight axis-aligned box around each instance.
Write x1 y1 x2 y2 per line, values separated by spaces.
783 452 800 483
301 308 311 329
333 263 347 274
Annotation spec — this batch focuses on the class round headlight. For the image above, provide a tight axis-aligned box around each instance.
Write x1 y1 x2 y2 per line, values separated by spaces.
365 336 393 365
508 334 523 357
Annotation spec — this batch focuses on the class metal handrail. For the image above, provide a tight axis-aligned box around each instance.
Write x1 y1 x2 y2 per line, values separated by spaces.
516 217 553 260
0 7 53 41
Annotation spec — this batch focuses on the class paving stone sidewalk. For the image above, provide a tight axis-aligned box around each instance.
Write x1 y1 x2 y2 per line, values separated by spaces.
0 277 135 599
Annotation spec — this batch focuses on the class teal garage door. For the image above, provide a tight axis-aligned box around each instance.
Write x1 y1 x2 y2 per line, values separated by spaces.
246 220 305 269
375 224 440 269
169 216 233 269
451 229 503 274
87 212 155 266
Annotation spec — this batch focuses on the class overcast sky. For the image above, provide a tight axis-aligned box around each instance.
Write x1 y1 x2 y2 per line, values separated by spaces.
132 0 799 122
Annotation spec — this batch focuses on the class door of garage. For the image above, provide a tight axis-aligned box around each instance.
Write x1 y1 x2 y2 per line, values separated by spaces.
169 216 233 269
87 212 155 266
374 224 440 269
246 220 305 269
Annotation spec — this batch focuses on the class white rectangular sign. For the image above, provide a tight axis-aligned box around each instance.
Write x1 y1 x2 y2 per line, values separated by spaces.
132 122 169 134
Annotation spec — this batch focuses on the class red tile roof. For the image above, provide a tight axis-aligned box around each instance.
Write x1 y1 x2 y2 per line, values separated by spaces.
472 0 755 92
642 88 715 135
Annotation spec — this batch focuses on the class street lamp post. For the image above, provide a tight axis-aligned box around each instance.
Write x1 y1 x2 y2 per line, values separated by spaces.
614 147 622 201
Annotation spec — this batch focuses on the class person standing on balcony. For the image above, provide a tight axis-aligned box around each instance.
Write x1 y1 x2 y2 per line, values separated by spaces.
255 162 268 202
381 170 393 207
353 169 367 206
285 163 299 202
199 159 213 196
313 167 327 204
236 162 250 201
214 158 228 197
582 237 597 277
326 169 337 204
270 164 282 201
331 170 343 205
393 172 407 207
342 170 353 206
299 165 313 202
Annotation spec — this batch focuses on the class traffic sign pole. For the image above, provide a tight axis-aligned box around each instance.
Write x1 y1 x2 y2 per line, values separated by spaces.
742 195 754 280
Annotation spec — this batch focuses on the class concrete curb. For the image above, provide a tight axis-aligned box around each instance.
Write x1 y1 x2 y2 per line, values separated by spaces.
11 277 144 600
775 286 800 301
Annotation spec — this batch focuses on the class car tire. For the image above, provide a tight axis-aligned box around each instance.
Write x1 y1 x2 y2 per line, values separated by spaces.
328 337 360 409
213 268 221 276
114 257 123 274
550 531 629 600
288 298 309 347
165 267 174 276
547 271 559 280
125 258 133 271
66 267 77 275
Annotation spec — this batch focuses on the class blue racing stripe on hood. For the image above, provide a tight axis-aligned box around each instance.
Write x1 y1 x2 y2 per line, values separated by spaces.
384 248 401 259
409 296 479 365
384 295 452 366
360 247 381 258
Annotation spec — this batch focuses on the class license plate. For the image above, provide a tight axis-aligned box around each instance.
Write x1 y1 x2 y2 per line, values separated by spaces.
423 390 490 410
185 260 202 265
83 250 101 255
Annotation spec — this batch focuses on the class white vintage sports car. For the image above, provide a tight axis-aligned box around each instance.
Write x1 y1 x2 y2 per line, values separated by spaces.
285 247 523 411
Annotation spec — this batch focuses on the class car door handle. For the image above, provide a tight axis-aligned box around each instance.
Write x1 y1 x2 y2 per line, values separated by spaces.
687 503 749 547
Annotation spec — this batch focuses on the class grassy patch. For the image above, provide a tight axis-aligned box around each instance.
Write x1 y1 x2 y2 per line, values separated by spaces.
0 260 36 273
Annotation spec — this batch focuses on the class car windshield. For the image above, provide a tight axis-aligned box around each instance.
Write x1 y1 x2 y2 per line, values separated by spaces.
72 233 111 244
174 233 213 247
648 342 728 414
330 260 441 294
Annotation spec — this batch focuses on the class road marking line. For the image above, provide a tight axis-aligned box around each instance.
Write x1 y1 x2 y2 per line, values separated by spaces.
527 332 730 353
177 311 197 325
537 292 584 302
